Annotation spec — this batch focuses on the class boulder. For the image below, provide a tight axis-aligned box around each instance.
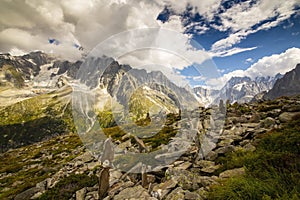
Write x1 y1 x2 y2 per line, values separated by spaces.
279 112 300 122
219 167 245 179
75 187 86 200
165 187 185 200
114 185 152 200
185 190 202 200
152 179 178 199
260 117 276 128
14 187 39 200
215 145 235 155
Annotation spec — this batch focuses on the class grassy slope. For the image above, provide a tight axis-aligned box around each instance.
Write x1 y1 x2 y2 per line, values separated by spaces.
0 133 82 199
0 86 74 152
208 115 300 200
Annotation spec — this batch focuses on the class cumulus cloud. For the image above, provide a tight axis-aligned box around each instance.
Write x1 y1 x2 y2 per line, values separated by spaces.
210 0 300 53
206 47 300 89
163 0 222 20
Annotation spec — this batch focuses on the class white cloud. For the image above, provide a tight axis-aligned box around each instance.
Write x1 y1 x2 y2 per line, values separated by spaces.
210 46 257 57
206 47 300 89
164 0 222 21
245 58 254 64
211 0 300 52
246 47 300 78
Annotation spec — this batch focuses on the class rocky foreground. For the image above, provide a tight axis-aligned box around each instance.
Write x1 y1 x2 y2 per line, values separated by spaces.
1 95 300 200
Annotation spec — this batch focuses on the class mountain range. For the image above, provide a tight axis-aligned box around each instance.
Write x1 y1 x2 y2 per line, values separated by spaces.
1 51 299 107
194 74 284 105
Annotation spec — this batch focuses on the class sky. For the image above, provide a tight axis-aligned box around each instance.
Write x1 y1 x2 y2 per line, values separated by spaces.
0 0 300 89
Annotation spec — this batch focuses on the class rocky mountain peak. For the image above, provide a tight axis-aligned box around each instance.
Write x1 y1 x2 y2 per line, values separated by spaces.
264 64 300 100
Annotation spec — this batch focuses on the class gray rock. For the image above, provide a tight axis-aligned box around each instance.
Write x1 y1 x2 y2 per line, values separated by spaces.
109 170 122 186
98 168 110 199
36 179 48 193
284 104 300 112
108 181 134 197
114 185 152 200
76 187 87 200
219 167 245 179
279 112 300 122
239 139 250 146
165 187 185 200
201 165 221 174
215 145 235 155
243 143 256 152
174 162 192 170
217 138 234 147
166 169 217 191
85 191 98 200
185 190 202 200
14 187 38 200
204 151 218 161
261 117 276 128
152 179 178 199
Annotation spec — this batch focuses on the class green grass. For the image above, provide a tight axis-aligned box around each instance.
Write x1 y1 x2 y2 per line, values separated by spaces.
38 173 98 200
0 86 75 152
0 133 83 199
208 118 300 200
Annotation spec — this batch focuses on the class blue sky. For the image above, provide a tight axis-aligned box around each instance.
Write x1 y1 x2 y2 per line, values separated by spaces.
155 0 300 87
211 13 300 74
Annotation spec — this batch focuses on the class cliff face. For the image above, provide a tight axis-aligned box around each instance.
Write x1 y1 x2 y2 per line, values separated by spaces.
264 64 300 100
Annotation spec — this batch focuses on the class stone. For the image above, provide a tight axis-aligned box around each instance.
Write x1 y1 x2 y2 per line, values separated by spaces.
201 165 221 174
166 169 217 191
195 160 215 168
87 162 99 170
217 138 234 147
36 179 48 193
77 151 94 163
174 162 192 170
85 191 99 200
14 187 39 200
239 139 250 146
261 117 276 128
279 112 300 123
152 179 178 199
185 190 202 200
205 151 218 161
133 135 148 152
284 105 300 112
165 187 185 200
242 143 256 152
215 145 235 155
76 187 87 200
98 168 110 199
31 192 43 199
114 185 152 200
116 139 131 152
249 113 261 123
108 181 134 197
219 167 245 179
109 170 122 186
